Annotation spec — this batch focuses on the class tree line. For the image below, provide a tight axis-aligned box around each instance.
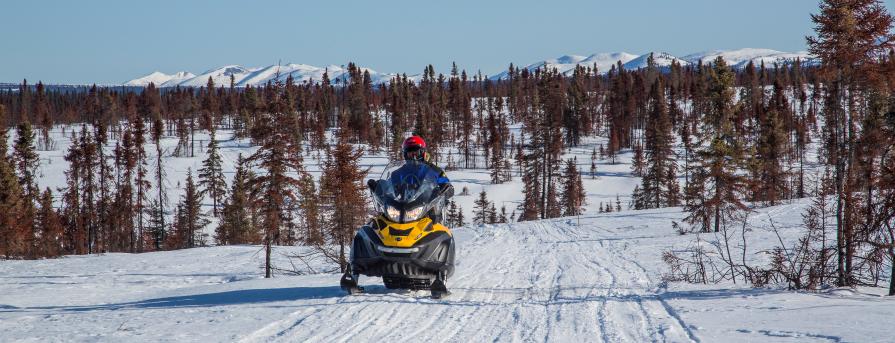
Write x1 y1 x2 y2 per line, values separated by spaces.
0 55 823 260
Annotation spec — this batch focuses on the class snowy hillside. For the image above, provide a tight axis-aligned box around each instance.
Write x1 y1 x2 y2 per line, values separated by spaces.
2 204 893 342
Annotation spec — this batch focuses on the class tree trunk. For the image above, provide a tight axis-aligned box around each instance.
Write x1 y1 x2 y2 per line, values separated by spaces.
714 204 720 233
836 167 846 286
889 248 895 296
265 238 271 278
339 239 346 274
156 145 164 248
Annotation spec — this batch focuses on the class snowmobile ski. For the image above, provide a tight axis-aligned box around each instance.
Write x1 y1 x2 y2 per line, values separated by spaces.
340 270 363 295
430 278 450 299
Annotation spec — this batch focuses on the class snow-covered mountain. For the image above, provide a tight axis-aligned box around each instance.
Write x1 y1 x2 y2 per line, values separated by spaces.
123 71 195 87
124 48 817 87
125 64 402 88
489 48 814 80
622 51 691 70
682 48 814 69
491 52 639 79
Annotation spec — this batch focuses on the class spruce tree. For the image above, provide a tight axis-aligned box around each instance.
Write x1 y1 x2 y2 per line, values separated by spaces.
33 82 52 151
446 200 459 227
61 131 82 254
13 122 39 257
132 115 150 252
217 154 259 245
151 117 167 248
298 168 322 244
78 127 99 254
0 113 25 258
169 170 208 249
545 176 562 219
631 145 644 177
756 89 789 206
590 147 598 179
561 158 586 216
473 190 492 225
319 140 368 272
36 188 63 258
146 199 166 250
684 57 747 233
247 78 307 277
456 204 466 227
94 124 114 254
489 142 510 184
519 151 542 221
13 122 39 198
199 129 227 215
487 203 498 224
635 77 678 209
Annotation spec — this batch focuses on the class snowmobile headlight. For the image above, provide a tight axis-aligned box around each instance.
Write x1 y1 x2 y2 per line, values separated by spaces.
404 206 426 222
377 246 420 254
386 205 401 221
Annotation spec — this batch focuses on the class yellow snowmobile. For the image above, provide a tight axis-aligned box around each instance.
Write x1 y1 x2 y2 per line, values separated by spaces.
340 160 455 299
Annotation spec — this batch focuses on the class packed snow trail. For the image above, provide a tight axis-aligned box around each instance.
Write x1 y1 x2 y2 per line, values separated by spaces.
2 208 893 342
239 220 695 343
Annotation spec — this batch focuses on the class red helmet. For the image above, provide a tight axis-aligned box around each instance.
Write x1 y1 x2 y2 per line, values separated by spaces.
403 136 426 150
402 136 427 161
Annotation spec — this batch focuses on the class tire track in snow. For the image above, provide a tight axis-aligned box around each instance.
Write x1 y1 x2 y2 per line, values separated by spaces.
539 220 618 343
595 238 664 342
599 229 700 343
594 244 661 343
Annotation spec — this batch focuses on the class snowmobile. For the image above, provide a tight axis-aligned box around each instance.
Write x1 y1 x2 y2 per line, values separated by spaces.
340 160 455 299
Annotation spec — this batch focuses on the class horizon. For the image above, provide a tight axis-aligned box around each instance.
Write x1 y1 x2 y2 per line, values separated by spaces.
3 0 894 85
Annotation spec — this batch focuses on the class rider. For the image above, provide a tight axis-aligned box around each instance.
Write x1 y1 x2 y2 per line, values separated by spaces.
401 136 448 183
401 136 453 223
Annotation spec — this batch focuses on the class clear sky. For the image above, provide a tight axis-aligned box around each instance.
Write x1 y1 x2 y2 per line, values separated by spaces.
2 0 893 84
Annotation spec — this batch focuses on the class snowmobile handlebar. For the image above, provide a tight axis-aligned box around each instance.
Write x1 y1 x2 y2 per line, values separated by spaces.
438 183 454 199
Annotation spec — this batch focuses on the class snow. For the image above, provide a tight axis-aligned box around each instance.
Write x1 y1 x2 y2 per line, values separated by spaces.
159 71 197 87
4 122 894 342
622 52 691 70
176 65 255 87
125 64 407 88
123 71 193 87
488 48 815 80
682 48 815 69
2 206 892 342
492 52 639 79
121 48 816 87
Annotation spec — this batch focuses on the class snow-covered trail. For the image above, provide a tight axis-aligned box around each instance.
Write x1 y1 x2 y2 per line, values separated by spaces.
242 220 694 343
3 207 894 342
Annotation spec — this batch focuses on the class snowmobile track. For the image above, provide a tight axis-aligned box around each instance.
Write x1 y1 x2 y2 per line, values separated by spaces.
238 219 698 342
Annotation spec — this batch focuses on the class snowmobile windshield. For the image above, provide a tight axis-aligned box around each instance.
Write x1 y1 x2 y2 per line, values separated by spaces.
377 160 440 205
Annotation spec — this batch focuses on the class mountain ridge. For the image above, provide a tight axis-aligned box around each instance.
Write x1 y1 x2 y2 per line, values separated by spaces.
123 48 816 87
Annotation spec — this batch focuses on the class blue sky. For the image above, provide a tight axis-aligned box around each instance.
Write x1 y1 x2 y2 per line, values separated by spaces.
2 0 893 84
